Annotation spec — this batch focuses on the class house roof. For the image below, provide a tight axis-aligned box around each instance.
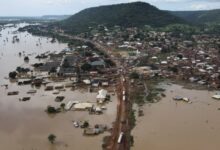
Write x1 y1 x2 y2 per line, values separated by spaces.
74 103 93 109
58 67 77 74
97 89 107 99
89 59 106 66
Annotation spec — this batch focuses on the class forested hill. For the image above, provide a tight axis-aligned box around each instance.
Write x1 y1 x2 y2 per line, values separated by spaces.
58 2 185 34
171 9 220 24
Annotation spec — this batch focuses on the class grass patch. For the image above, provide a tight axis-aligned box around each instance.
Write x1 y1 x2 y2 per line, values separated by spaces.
129 109 136 130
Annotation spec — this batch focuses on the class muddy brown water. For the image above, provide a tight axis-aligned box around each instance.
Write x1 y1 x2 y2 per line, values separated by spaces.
132 84 220 150
0 24 116 150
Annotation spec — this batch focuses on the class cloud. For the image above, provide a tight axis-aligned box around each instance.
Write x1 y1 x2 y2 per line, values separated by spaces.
209 0 219 1
190 3 209 10
44 0 73 6
189 1 220 10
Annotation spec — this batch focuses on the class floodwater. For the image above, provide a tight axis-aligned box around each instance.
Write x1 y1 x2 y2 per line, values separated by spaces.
0 24 116 150
132 84 220 150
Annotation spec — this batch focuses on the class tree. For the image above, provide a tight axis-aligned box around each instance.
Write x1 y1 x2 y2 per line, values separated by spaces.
60 103 65 109
62 59 70 68
84 51 93 57
83 121 89 128
129 72 139 79
46 106 57 114
81 63 92 71
9 71 17 79
48 134 56 144
50 67 57 73
24 56 29 62
33 63 44 68
177 54 183 59
16 67 30 73
168 66 178 73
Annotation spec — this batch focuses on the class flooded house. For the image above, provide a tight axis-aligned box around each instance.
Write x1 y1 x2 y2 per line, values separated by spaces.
89 57 106 69
57 67 78 77
83 128 97 136
96 89 108 104
73 103 94 111
38 61 61 72
57 55 80 77
65 101 79 110
92 79 100 87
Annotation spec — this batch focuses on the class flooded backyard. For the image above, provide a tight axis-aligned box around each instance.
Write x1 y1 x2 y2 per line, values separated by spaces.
132 83 220 150
0 24 116 150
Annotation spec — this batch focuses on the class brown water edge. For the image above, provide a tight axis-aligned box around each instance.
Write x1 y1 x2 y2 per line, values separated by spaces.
0 24 117 150
131 84 220 150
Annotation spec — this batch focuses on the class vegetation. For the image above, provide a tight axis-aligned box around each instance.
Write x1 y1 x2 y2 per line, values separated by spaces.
161 24 200 36
62 59 70 68
24 56 29 62
129 110 136 129
129 135 134 147
49 67 57 73
48 134 56 144
16 67 30 73
60 103 65 110
171 9 220 24
46 106 59 114
82 121 89 128
104 59 115 67
33 63 44 68
9 71 17 79
81 63 92 71
129 72 139 79
58 2 185 34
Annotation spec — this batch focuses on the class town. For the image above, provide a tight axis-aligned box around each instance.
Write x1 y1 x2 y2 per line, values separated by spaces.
4 22 219 149
1 1 220 150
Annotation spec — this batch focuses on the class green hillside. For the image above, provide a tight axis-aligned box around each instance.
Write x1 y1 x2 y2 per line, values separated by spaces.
171 9 220 24
58 2 185 34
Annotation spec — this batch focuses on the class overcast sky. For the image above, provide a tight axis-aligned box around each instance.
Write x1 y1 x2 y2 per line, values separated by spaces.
0 0 220 16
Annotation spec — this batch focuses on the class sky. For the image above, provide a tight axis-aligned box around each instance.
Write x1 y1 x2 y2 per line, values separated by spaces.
0 0 220 16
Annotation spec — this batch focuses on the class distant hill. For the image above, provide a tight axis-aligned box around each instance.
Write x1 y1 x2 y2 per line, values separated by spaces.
41 15 70 21
59 2 185 34
171 9 220 24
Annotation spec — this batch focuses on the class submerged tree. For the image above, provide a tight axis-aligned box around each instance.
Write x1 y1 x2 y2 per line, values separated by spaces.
24 56 29 62
81 63 92 71
129 72 139 79
46 106 57 114
62 59 70 68
60 103 65 110
9 71 17 79
48 134 56 144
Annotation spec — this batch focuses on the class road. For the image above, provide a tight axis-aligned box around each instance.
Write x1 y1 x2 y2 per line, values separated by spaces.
66 34 132 150
45 30 132 150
